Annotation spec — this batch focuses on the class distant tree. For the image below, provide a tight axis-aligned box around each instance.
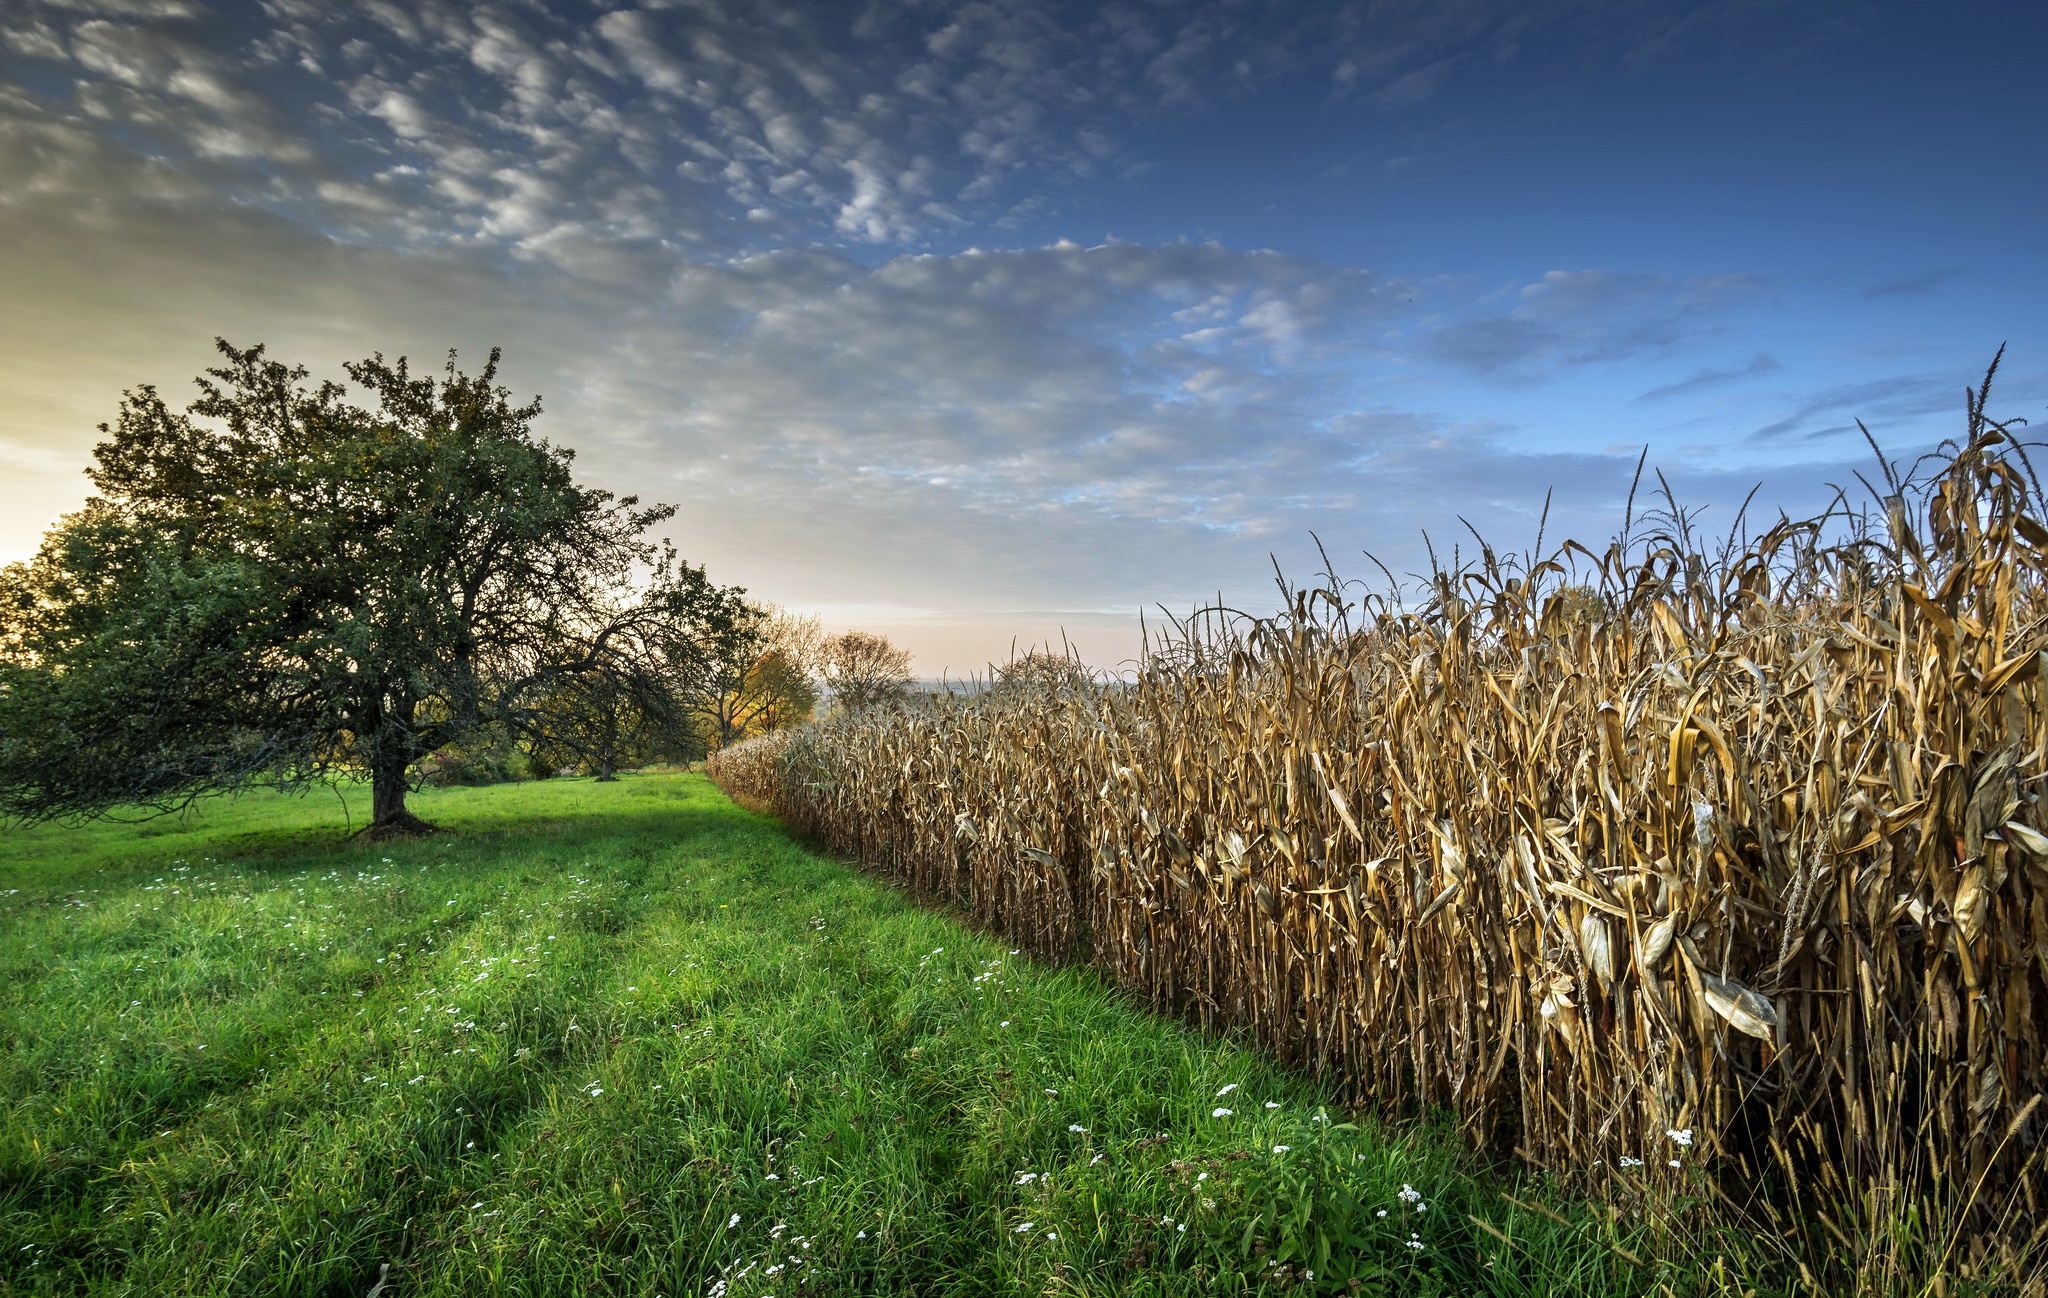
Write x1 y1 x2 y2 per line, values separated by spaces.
991 648 1093 697
824 630 913 711
0 339 736 835
1547 583 1612 630
735 645 820 734
696 604 824 748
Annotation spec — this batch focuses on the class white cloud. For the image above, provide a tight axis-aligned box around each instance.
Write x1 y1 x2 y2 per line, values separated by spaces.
8 0 1815 256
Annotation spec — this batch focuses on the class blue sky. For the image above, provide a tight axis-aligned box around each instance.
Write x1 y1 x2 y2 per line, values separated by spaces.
1 1 2042 672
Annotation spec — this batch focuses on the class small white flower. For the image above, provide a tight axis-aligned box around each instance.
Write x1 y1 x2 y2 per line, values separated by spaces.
1215 1083 1239 1097
856 1230 867 1239
1045 1231 1058 1241
1000 1021 1011 1028
1068 1124 1088 1133
1265 1101 1281 1110
1666 1128 1694 1147
1398 1184 1422 1203
1272 1145 1290 1154
1212 1107 1233 1118
1669 1159 1682 1168
1197 1172 1208 1181
1045 1088 1058 1096
1376 1209 1387 1218
1014 1222 1034 1233
727 1214 741 1228
1089 1153 1105 1166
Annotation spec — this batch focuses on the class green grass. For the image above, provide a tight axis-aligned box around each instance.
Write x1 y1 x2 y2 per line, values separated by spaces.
0 773 1769 1296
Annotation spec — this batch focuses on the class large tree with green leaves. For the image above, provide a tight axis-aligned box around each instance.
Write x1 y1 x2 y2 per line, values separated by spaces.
0 340 739 835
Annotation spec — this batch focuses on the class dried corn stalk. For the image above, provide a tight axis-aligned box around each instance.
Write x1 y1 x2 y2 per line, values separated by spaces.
711 364 2047 1262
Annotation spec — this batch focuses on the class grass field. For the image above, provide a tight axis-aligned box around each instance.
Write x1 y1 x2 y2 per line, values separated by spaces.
0 772 1783 1296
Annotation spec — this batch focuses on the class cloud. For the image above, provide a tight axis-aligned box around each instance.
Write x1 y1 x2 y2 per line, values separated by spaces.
4 0 1844 254
1421 269 1766 385
1746 374 1959 443
1632 352 1781 402
0 1 1995 668
1866 266 1964 297
0 134 1778 651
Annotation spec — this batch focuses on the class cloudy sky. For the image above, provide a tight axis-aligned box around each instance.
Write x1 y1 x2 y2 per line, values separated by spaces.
2 1 2043 673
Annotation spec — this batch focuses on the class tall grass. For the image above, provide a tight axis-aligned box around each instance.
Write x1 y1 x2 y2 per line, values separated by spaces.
711 356 2048 1293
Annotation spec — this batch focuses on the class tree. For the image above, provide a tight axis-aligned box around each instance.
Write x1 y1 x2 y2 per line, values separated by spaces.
696 604 824 748
824 630 913 711
739 646 820 734
0 339 735 835
991 648 1093 697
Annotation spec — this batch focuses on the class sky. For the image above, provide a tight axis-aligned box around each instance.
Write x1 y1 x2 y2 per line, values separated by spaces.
1 1 2043 675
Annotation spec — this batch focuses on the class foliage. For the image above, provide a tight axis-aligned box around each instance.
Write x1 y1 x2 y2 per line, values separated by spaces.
709 356 2048 1292
991 648 1095 697
0 339 737 834
824 629 913 712
696 605 824 750
0 772 1800 1297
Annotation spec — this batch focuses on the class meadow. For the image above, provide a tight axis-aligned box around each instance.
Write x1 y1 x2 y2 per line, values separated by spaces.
0 772 1768 1296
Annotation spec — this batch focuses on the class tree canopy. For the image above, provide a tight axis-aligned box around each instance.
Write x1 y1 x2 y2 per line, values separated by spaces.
0 340 742 834
824 630 914 711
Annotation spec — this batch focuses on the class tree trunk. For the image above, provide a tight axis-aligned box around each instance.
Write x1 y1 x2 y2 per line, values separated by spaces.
596 706 620 781
360 758 438 839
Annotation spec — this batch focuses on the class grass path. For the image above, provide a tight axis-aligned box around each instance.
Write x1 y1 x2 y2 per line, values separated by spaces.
1 774 1741 1296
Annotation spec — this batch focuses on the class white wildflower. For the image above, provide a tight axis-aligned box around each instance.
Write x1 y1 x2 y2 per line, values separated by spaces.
1212 1107 1233 1118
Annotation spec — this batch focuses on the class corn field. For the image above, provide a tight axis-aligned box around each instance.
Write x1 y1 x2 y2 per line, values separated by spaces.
711 364 2048 1278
